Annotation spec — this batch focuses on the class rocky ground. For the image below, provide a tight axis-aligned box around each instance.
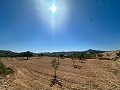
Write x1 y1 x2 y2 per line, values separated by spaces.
0 75 15 90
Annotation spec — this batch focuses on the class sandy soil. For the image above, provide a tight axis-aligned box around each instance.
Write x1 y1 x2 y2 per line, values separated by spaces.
1 57 120 90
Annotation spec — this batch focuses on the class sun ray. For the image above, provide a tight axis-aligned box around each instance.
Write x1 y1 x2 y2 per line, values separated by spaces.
35 0 68 37
52 13 55 39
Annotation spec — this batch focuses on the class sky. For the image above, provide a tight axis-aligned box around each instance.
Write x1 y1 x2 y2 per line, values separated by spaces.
0 0 120 52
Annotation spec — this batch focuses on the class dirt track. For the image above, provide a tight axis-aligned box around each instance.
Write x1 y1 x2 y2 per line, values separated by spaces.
1 57 120 90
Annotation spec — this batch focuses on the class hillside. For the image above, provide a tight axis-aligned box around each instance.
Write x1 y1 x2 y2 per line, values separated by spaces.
102 50 120 60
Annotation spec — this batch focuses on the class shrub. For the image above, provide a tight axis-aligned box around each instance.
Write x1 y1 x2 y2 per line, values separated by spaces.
51 58 60 75
59 54 64 59
38 53 44 58
116 51 120 57
0 63 14 75
19 51 33 60
50 58 62 87
97 53 103 57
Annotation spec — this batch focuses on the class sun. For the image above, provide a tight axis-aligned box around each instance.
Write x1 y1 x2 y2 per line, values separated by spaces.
51 4 56 13
35 0 68 30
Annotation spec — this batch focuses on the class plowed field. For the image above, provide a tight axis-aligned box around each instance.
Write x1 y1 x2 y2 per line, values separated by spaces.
1 57 120 90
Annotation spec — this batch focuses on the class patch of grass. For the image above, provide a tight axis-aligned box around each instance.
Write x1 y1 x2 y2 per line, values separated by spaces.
0 63 14 75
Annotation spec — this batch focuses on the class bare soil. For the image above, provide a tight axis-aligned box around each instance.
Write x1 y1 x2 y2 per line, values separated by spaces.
1 57 120 90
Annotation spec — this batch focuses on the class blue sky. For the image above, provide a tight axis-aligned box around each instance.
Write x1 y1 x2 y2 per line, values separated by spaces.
0 0 120 52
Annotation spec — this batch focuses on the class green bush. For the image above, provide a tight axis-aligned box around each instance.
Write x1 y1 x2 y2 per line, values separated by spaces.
70 52 96 60
0 63 14 75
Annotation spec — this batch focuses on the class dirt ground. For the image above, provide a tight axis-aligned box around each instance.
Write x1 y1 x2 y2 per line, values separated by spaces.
1 57 120 90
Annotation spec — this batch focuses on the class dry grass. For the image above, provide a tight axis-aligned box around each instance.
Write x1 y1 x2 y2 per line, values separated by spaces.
1 57 120 90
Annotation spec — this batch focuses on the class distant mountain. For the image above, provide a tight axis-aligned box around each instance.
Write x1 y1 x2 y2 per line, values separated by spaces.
0 50 14 54
84 49 106 53
0 50 16 56
48 51 79 55
0 49 106 56
44 49 106 56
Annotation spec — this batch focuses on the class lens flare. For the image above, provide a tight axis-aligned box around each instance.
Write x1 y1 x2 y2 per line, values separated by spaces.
35 0 68 34
51 4 56 13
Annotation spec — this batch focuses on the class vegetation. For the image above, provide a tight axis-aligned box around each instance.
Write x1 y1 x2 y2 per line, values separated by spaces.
19 51 33 60
51 58 60 76
97 53 103 58
0 63 14 75
70 54 76 66
59 54 64 59
70 53 85 68
0 50 34 60
38 53 44 58
116 51 120 57
115 51 120 60
70 52 97 61
50 58 62 87
8 52 18 60
69 52 104 66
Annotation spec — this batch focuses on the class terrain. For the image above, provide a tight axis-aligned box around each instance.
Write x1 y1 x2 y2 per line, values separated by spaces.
1 57 120 90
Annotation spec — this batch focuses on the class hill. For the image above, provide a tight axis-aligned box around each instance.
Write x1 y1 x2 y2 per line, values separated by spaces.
102 50 120 60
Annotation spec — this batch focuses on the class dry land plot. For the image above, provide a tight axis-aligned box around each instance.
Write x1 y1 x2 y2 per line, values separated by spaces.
1 57 120 90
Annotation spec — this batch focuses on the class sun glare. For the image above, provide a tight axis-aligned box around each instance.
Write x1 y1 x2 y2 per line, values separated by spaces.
35 0 68 29
51 4 56 13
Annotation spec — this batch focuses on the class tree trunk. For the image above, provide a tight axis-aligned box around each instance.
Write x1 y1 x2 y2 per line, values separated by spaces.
55 69 56 76
27 57 29 60
11 57 13 61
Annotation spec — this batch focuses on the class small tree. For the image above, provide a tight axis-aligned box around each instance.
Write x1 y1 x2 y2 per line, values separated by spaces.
10 54 13 61
51 58 60 76
40 53 44 57
9 52 16 61
50 57 62 87
38 53 44 58
59 54 64 59
21 51 33 60
5 52 9 59
37 54 41 59
18 52 24 60
79 52 85 63
70 54 76 66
